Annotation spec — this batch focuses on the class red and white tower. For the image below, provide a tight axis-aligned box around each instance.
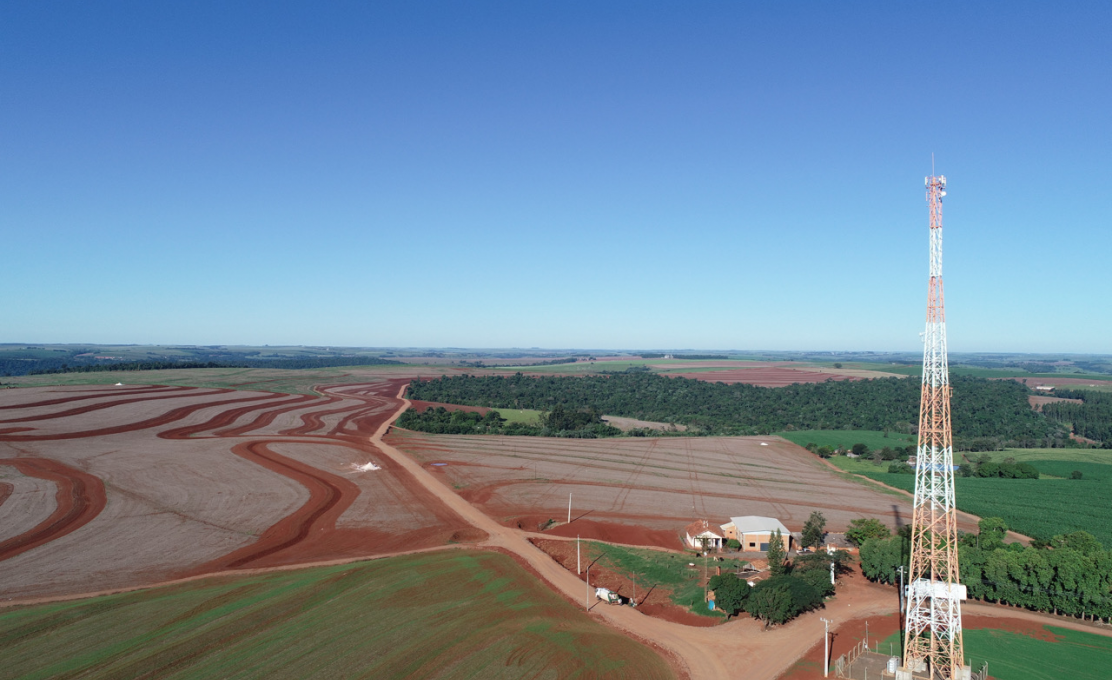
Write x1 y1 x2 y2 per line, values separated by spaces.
899 174 967 680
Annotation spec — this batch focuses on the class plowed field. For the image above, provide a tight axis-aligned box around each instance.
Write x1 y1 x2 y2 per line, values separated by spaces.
385 431 962 549
0 381 482 599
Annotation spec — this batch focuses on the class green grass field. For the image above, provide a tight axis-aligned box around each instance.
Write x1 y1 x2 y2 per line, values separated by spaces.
879 625 1112 680
0 550 674 680
827 455 1112 546
490 407 544 425
775 429 916 452
586 541 732 618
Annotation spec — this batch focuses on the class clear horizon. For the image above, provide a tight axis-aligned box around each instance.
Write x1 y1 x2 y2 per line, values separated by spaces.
3 3 1109 353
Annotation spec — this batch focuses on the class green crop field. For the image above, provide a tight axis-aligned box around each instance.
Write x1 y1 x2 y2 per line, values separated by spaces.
879 624 1112 680
828 455 1112 546
0 550 674 680
775 429 916 452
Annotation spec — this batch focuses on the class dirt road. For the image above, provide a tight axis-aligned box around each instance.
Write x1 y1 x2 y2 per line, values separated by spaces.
372 385 900 680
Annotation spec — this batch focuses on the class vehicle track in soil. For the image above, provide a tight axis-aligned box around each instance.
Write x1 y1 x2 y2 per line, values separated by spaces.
0 457 107 562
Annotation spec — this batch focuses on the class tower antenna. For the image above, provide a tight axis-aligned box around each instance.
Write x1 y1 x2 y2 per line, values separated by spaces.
899 171 966 680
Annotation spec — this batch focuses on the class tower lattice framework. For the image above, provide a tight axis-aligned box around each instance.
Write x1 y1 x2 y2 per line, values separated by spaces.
901 174 966 679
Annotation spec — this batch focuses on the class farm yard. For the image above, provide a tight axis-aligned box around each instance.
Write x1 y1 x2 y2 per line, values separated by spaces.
0 550 674 680
384 430 978 549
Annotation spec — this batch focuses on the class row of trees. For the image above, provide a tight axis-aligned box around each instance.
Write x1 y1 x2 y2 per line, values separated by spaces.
1043 390 1112 445
859 519 1112 620
395 406 623 438
407 372 1065 442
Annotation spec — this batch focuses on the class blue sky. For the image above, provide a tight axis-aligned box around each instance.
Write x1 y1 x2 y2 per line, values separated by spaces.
2 2 1109 352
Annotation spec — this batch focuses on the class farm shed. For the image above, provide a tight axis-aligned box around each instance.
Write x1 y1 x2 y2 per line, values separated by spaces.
684 519 725 550
720 516 792 552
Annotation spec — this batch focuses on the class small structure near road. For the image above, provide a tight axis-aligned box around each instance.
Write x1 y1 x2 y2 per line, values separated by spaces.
684 519 725 550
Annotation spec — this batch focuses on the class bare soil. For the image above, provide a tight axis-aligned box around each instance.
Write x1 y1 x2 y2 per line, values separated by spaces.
388 431 933 550
0 380 482 599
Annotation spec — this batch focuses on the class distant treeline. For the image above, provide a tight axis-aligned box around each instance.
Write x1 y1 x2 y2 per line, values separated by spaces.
1044 390 1112 445
407 372 1066 444
459 357 580 368
396 405 621 438
639 353 728 360
23 356 401 376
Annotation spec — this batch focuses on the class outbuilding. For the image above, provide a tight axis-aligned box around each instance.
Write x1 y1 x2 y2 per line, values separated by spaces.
720 516 792 552
684 519 725 550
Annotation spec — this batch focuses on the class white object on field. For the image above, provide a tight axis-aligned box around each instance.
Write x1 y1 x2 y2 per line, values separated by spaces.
353 461 381 472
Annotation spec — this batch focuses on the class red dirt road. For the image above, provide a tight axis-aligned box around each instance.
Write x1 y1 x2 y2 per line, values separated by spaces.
0 457 106 562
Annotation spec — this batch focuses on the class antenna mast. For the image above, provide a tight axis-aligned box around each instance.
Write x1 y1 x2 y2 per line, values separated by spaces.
899 173 967 680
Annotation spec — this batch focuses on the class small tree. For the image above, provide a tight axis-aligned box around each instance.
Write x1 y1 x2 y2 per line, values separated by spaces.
1071 470 1084 480
727 538 741 551
767 528 786 575
708 573 750 617
851 443 869 457
845 518 891 546
802 511 827 550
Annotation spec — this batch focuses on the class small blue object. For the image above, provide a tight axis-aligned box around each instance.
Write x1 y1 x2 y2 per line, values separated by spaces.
707 600 715 610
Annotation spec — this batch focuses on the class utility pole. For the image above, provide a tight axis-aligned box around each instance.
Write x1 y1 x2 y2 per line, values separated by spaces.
897 565 906 613
901 171 966 680
568 492 572 524
577 535 581 574
830 561 835 586
585 563 590 610
820 617 832 678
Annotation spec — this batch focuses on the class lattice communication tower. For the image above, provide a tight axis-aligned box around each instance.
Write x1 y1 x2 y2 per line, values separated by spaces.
900 174 967 680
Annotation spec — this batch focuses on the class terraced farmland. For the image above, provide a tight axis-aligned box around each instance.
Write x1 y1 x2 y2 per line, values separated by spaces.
385 430 978 549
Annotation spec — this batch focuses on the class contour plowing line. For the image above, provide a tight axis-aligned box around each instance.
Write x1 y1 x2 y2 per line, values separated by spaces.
0 458 107 562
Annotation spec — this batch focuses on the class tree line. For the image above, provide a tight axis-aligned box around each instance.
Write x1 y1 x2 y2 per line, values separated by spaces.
395 405 622 438
407 372 1065 443
860 518 1112 621
1043 390 1112 446
24 356 402 375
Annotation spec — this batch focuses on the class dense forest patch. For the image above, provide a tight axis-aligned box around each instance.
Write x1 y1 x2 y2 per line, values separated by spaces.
407 373 1065 445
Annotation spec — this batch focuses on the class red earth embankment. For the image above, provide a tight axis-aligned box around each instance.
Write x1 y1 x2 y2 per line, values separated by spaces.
0 458 107 562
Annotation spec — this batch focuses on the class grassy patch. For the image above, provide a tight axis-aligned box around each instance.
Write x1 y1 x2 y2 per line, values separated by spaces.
586 541 735 618
879 625 1112 680
490 407 544 426
775 429 916 451
0 550 674 680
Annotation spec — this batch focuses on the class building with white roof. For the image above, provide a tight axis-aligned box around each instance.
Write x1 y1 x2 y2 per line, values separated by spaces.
720 516 792 552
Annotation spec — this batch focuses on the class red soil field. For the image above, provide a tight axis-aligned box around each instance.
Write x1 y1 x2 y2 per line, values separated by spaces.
1028 394 1083 411
387 431 964 552
1009 376 1112 387
0 457 106 562
0 380 483 599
